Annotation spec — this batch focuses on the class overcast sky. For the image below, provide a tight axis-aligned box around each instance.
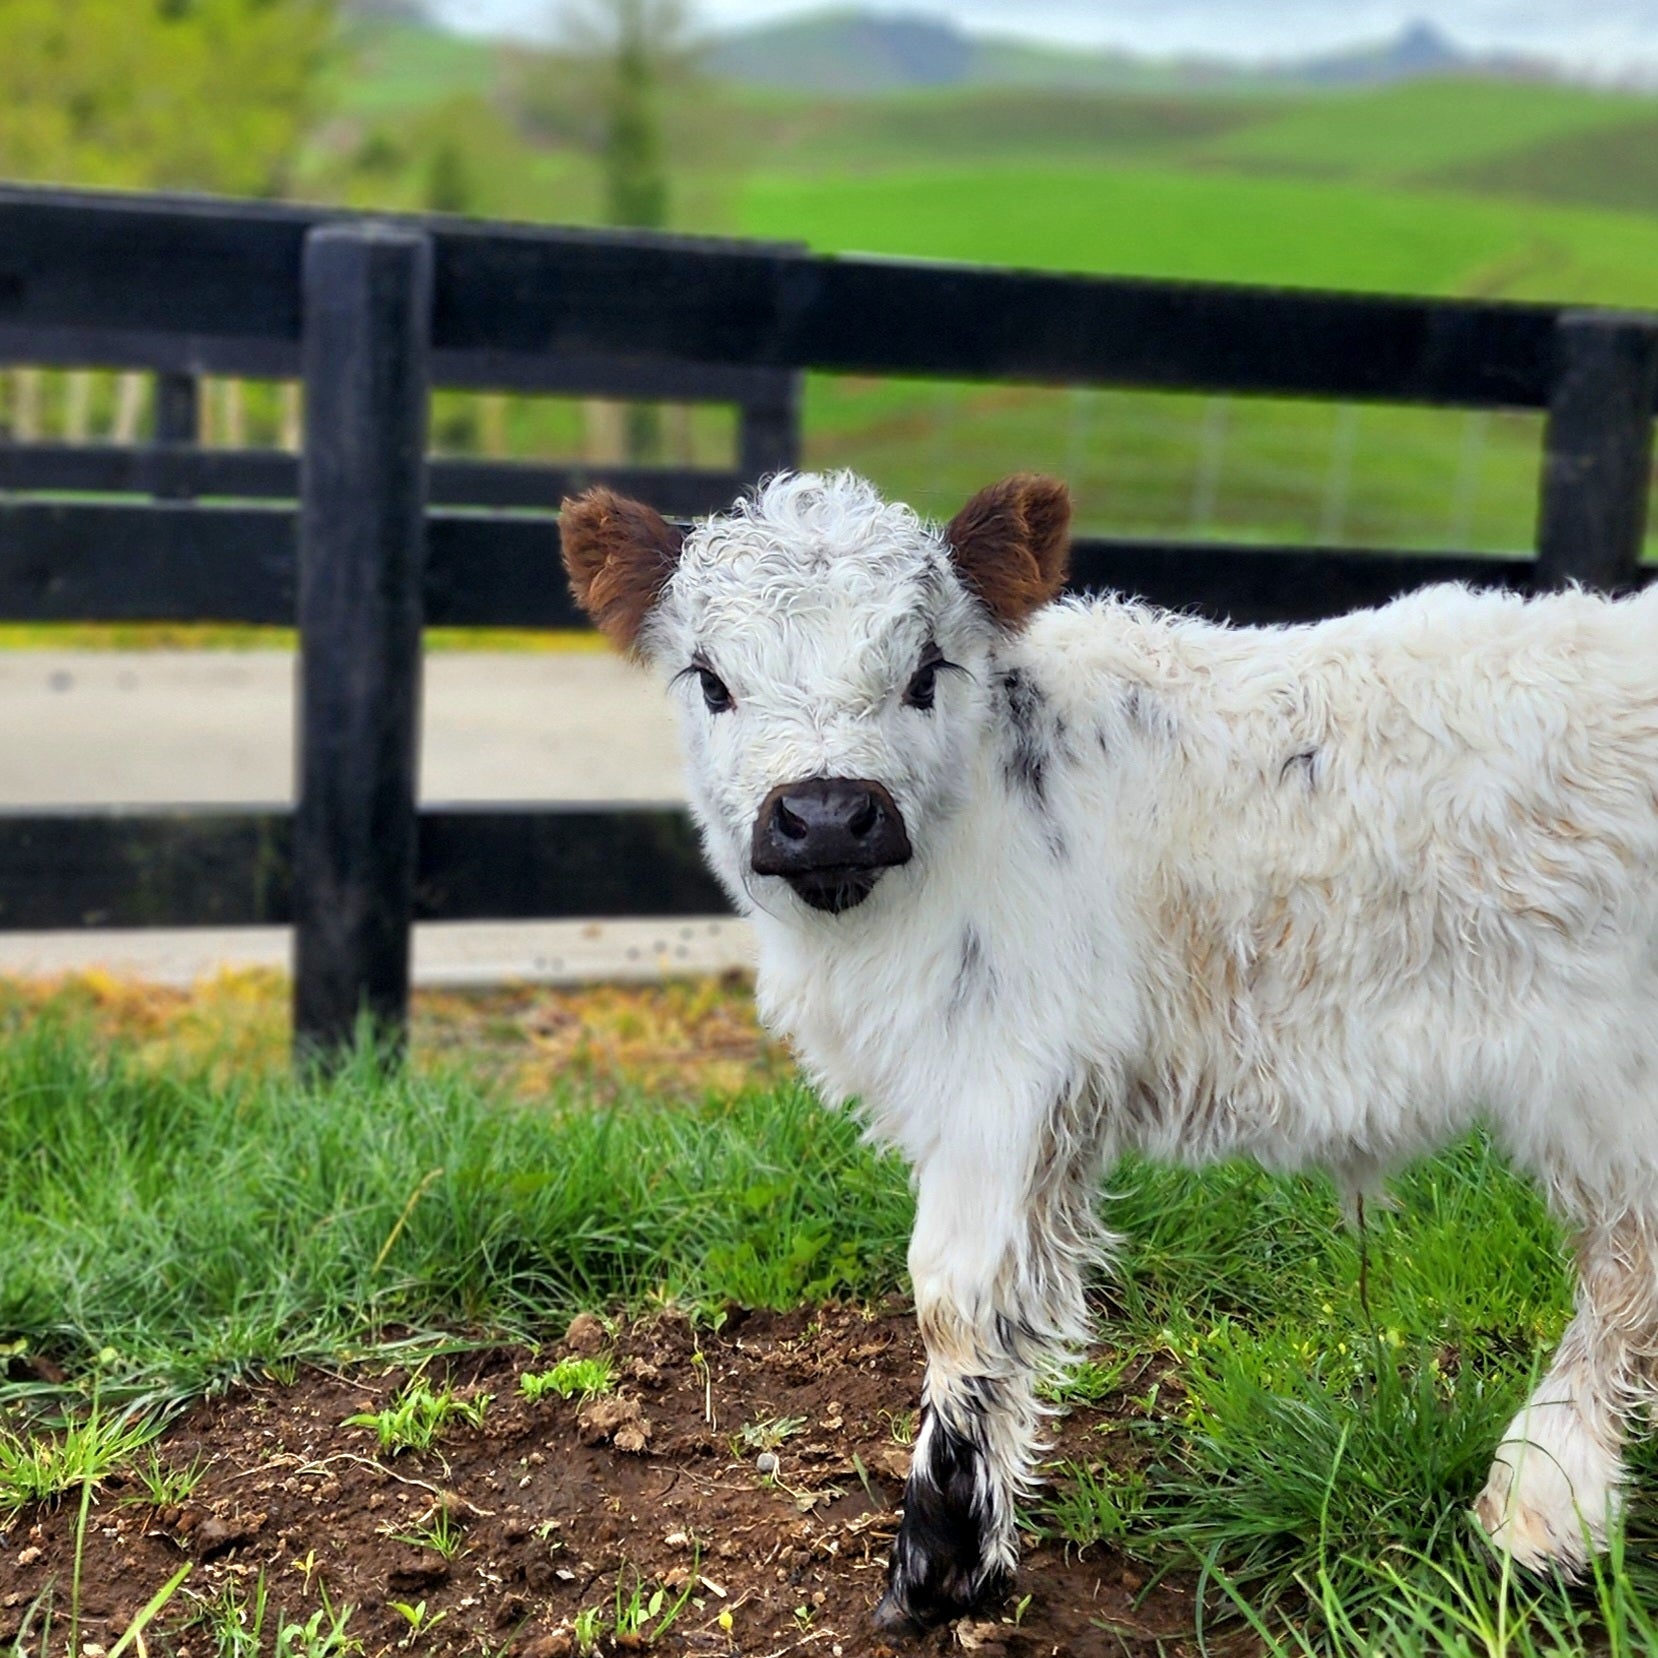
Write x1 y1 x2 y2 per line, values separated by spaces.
430 0 1658 75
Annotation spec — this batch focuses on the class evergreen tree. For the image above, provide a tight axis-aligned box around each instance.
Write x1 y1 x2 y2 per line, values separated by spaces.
555 0 695 461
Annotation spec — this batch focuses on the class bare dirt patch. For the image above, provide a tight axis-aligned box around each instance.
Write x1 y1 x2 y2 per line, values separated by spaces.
0 1308 1214 1657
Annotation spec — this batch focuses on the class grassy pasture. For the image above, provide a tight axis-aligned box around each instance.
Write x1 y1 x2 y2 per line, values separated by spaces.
1197 78 1658 185
736 154 1658 302
1 995 1657 1650
325 21 503 120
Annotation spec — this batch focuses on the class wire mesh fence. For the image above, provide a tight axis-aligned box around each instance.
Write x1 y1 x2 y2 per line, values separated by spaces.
802 376 1565 556
4 366 1652 560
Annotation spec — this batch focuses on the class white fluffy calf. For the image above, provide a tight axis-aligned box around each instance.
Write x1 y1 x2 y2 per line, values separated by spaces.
563 470 1658 1634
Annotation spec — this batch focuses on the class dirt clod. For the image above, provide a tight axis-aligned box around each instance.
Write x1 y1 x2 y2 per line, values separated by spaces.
516 1633 574 1658
563 1311 608 1354
386 1544 452 1591
191 1511 265 1559
576 1392 652 1453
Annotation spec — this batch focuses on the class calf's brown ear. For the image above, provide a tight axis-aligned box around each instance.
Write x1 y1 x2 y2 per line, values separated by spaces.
560 488 685 655
945 473 1071 628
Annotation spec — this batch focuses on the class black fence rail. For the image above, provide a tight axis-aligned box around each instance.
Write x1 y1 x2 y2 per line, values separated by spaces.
0 183 1654 1057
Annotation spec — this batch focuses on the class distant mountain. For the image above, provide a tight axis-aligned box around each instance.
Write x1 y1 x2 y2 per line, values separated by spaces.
706 12 974 94
703 10 1555 95
1294 20 1546 86
340 0 433 22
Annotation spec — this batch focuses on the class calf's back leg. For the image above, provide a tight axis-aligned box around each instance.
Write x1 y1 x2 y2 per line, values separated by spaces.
1476 1210 1658 1572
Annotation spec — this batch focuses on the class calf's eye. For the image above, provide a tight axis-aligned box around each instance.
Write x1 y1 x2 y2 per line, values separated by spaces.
903 643 955 711
698 667 734 713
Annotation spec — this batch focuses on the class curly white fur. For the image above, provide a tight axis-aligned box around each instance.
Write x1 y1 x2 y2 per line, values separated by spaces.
616 470 1658 1616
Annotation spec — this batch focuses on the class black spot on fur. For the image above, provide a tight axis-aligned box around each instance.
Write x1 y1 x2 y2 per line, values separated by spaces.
994 1311 1042 1363
948 925 992 1022
1000 670 1050 806
876 1408 1011 1635
1123 683 1178 743
1280 749 1318 786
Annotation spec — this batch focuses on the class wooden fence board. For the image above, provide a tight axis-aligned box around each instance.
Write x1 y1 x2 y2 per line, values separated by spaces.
1535 312 1658 593
0 501 1550 628
0 806 725 929
0 443 746 516
0 183 1601 408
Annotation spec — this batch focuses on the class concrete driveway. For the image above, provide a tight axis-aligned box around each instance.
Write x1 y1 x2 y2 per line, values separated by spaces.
0 651 754 985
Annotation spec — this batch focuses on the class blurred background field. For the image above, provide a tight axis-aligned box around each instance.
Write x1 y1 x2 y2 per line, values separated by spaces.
5 0 1658 584
0 966 787 1098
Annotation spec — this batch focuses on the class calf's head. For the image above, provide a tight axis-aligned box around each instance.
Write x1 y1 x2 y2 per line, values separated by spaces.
561 471 1069 916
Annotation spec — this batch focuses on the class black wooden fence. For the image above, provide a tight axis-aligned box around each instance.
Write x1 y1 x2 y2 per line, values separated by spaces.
1 183 1655 1056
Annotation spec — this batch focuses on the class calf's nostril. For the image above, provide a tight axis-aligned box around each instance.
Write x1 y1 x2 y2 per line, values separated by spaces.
849 793 879 837
774 799 808 841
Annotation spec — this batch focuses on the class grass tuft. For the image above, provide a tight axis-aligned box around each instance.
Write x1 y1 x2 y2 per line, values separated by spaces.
343 1374 490 1456
0 1402 159 1520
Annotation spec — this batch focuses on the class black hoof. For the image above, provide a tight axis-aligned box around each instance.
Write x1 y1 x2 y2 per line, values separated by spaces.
871 1589 929 1639
872 1568 1012 1640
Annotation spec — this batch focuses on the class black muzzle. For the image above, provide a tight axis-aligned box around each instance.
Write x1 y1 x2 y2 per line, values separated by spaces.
751 778 912 913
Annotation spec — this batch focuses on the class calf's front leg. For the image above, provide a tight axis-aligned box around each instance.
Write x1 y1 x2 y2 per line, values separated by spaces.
875 1115 1108 1634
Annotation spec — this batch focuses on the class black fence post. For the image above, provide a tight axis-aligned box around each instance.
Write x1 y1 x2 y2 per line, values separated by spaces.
152 371 199 501
737 368 802 483
1535 311 1658 594
293 224 433 1063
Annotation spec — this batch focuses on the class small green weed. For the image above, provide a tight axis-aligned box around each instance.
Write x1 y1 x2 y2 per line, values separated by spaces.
1040 1354 1130 1407
518 1356 614 1405
734 1414 807 1454
385 1504 467 1562
571 1605 604 1657
343 1374 490 1456
612 1562 696 1646
388 1600 448 1643
191 1572 360 1658
275 1588 364 1658
1047 1459 1148 1549
880 1408 917 1446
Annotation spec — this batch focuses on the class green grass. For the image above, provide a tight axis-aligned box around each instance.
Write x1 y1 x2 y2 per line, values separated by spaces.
737 158 1658 304
732 160 1658 552
0 1399 160 1518
1198 78 1658 185
0 1013 910 1402
2 1012 1656 1648
1433 114 1658 216
327 22 503 121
